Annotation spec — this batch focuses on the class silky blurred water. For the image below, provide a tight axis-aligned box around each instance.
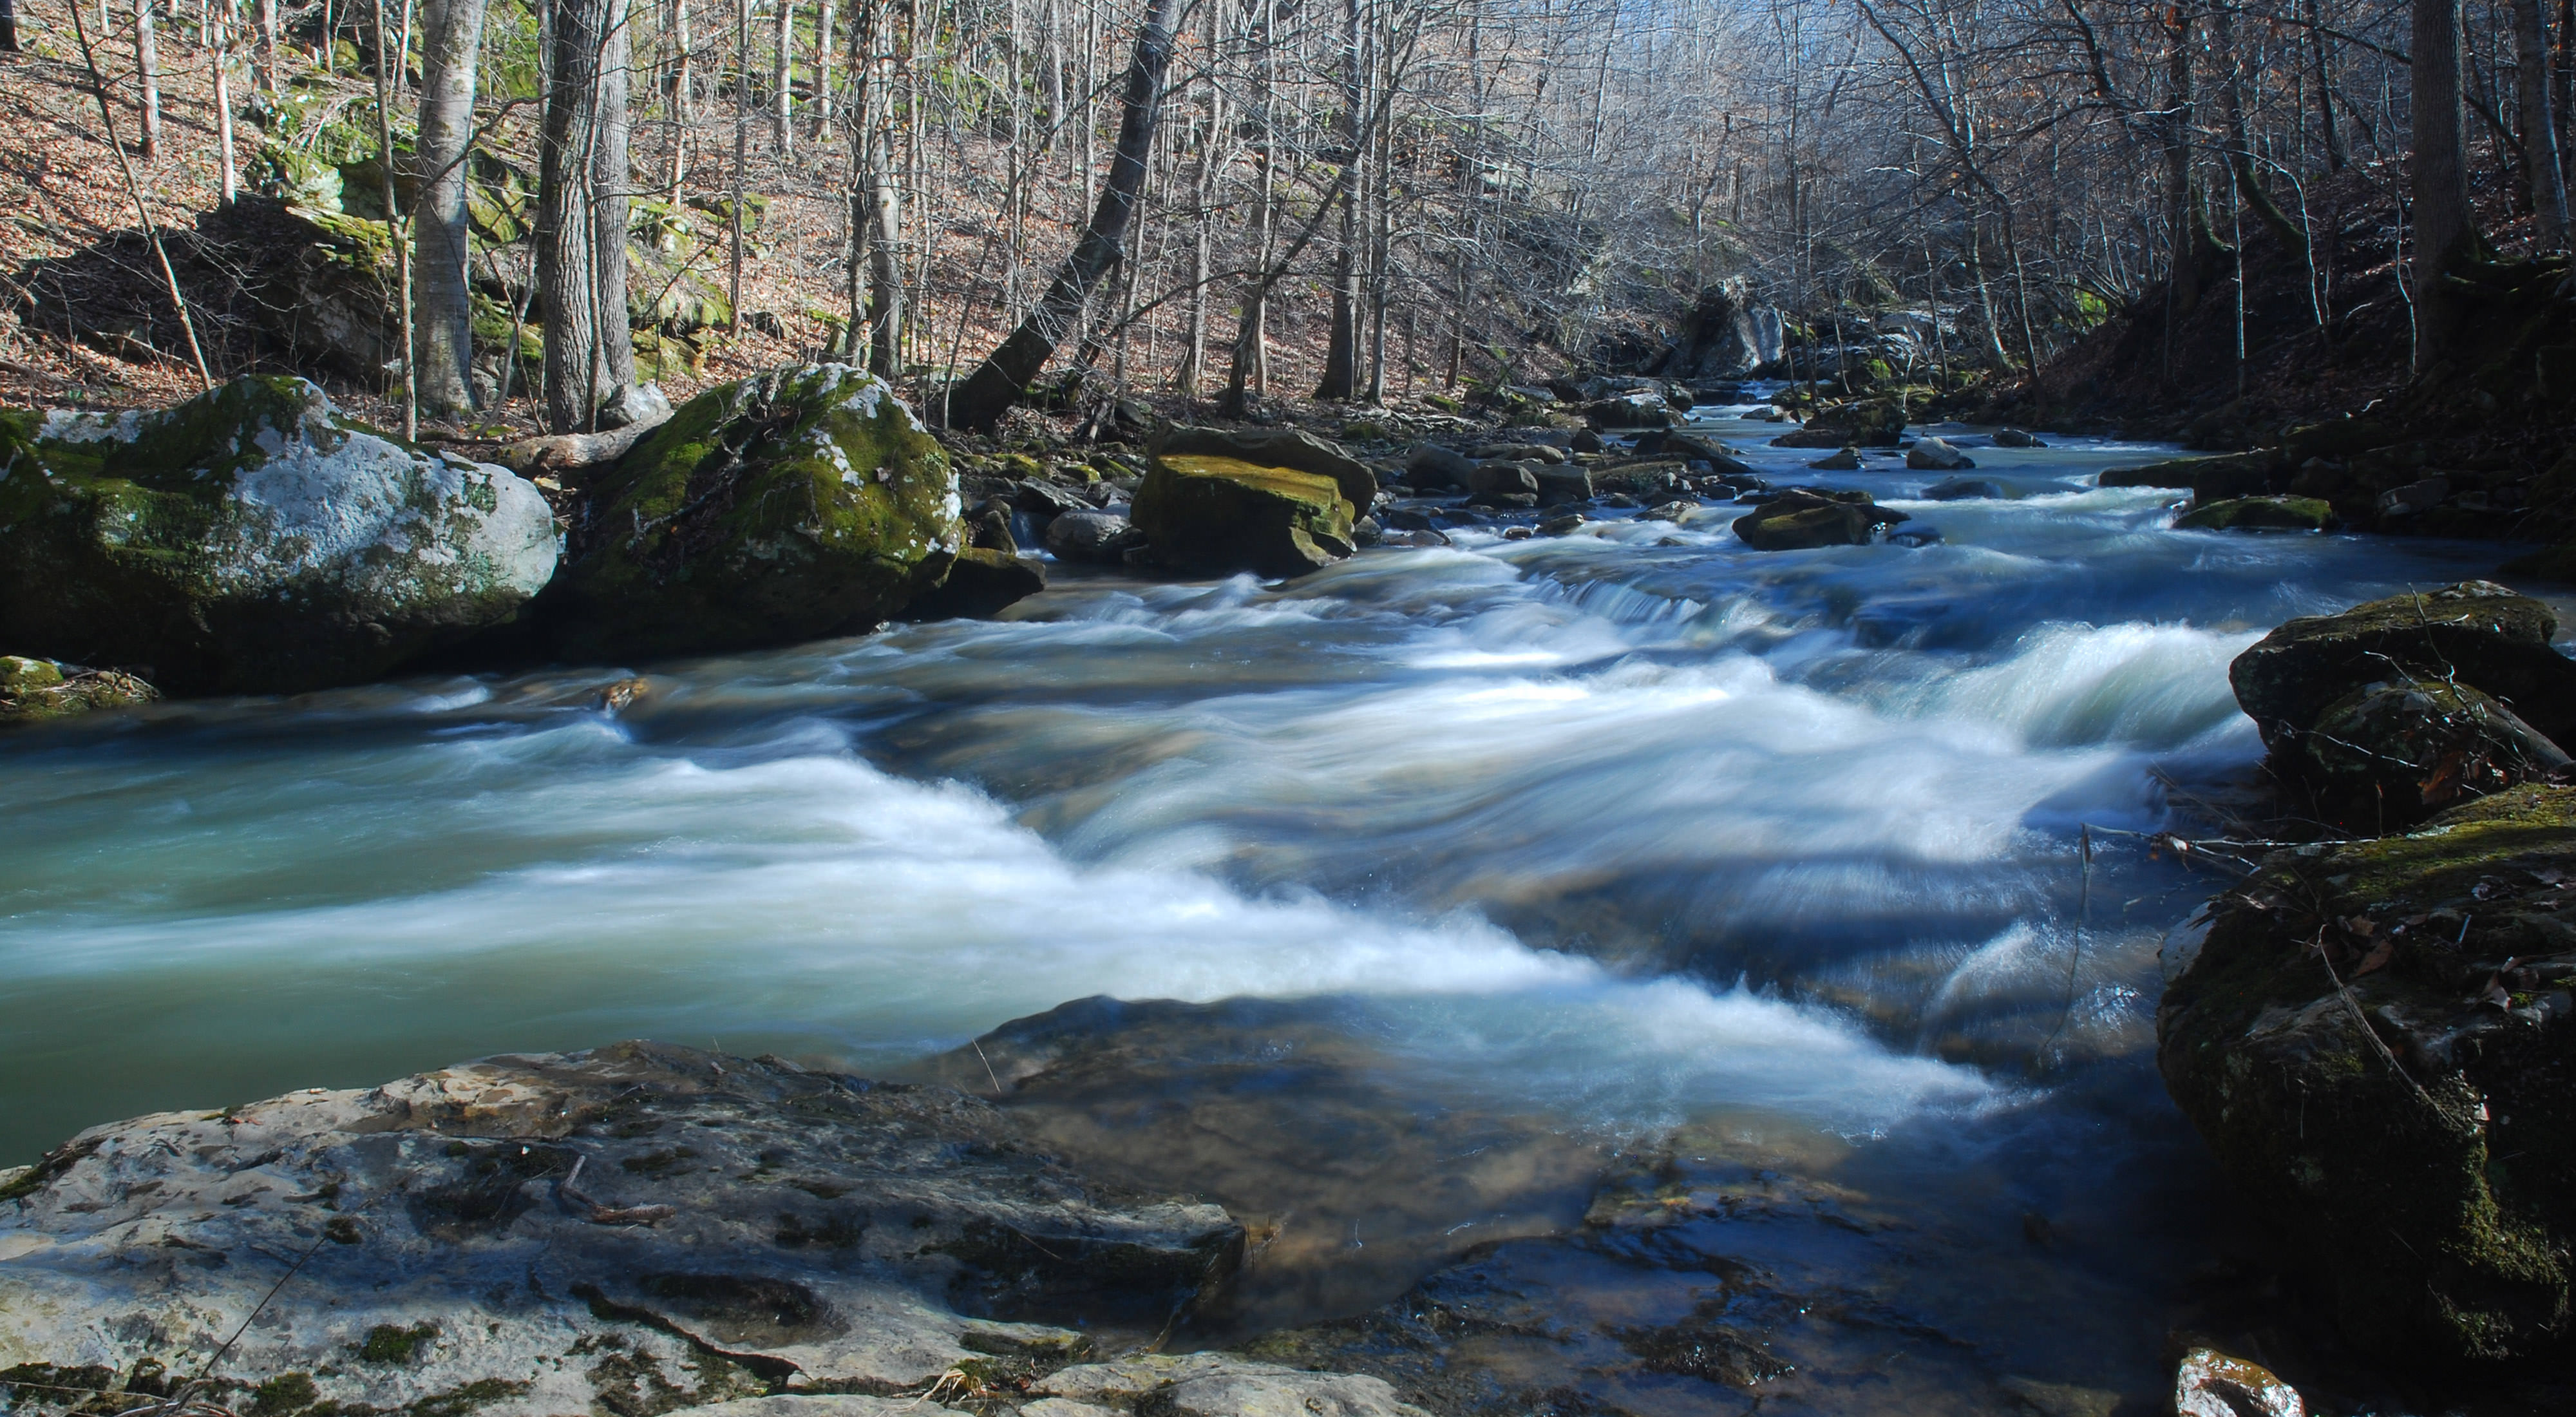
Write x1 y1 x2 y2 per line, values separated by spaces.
0 408 2555 1407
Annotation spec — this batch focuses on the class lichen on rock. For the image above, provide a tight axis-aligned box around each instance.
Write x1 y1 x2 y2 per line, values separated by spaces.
0 377 556 694
1130 427 1369 579
546 365 962 660
0 656 159 724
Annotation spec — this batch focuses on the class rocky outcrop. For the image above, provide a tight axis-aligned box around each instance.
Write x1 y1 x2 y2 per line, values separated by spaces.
0 377 556 694
1731 487 1908 550
0 1042 1251 1417
547 365 962 661
1582 394 1676 432
1644 278 1784 382
2174 495 2333 532
1130 428 1369 579
2297 679 2571 826
2155 785 2576 1364
0 656 158 724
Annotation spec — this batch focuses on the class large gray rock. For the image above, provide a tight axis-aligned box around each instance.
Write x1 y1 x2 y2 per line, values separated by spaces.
1905 437 1976 471
0 1043 1244 1417
1648 278 1783 381
1035 1353 1432 1417
1403 443 1475 490
1046 510 1137 562
0 377 556 694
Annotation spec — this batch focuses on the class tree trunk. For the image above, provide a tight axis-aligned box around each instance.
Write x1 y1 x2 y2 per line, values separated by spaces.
2514 0 2570 245
773 0 793 155
945 0 1182 432
2412 0 2479 361
2306 0 2348 171
412 0 489 416
136 0 161 160
213 3 238 201
1314 0 1362 400
4 0 23 53
538 0 638 431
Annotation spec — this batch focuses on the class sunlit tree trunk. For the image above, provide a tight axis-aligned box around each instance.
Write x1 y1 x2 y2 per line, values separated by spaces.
413 0 491 416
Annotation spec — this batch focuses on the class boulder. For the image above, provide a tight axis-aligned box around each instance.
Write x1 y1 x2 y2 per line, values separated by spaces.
1641 501 1696 523
1131 433 1360 579
546 365 960 660
1045 510 1137 562
2228 581 2576 748
1731 487 1907 550
0 656 159 724
2156 786 2576 1362
1770 397 1904 449
2101 452 2280 500
1922 477 2006 500
2174 1349 2304 1417
1463 461 1542 499
1808 447 1862 471
1904 437 1975 471
1470 441 1567 464
1590 461 1687 500
1532 464 1594 506
0 377 556 694
0 1043 1247 1413
1582 394 1675 431
2293 678 2570 829
1992 427 2047 448
1661 432 1758 479
1152 426 1377 511
1403 442 1475 490
900 547 1046 621
1035 1353 1432 1417
2174 495 2333 532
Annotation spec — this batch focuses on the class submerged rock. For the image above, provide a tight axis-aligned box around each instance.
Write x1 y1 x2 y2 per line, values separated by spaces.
2228 581 2576 749
1922 477 2006 501
0 1042 1247 1415
0 656 159 723
0 377 556 694
1992 428 2047 449
1731 487 1907 550
2175 495 2333 532
1904 437 1976 471
1807 447 1862 471
2156 786 2576 1363
547 365 962 661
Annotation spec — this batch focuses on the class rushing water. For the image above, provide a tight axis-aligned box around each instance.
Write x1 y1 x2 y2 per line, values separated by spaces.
1 404 2559 1410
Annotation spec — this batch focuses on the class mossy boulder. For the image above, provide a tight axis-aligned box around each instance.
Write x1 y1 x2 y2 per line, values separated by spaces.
2156 785 2576 1363
1770 396 1905 449
2175 495 2334 532
1731 487 1907 550
547 365 961 661
0 377 556 694
2501 539 2576 584
1132 427 1368 578
2102 451 2282 500
2298 678 2571 831
2229 582 2576 748
0 656 160 724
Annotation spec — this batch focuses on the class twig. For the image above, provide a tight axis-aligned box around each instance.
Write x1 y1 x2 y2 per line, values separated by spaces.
2313 926 2465 1131
62 0 213 392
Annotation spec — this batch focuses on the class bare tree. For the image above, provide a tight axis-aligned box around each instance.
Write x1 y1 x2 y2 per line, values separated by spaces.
413 0 493 417
539 0 639 430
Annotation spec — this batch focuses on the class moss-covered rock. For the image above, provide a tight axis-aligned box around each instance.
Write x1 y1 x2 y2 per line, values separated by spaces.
2229 581 2576 748
2156 785 2576 1363
1153 426 1378 509
2174 495 2334 532
2101 451 2282 500
1770 396 1905 449
1130 454 1356 578
2500 539 2576 584
2298 678 2571 831
0 656 160 724
546 365 961 660
900 547 1046 622
0 377 556 694
1730 487 1906 550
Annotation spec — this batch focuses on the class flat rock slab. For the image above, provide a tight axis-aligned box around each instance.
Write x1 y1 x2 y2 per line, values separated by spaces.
0 1041 1244 1417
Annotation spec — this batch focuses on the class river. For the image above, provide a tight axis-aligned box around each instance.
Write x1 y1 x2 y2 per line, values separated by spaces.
0 403 2550 1411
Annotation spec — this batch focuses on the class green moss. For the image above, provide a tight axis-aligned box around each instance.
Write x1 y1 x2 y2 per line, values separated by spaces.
355 1322 439 1365
251 1373 320 1416
549 365 961 660
2175 495 2333 531
1130 453 1356 578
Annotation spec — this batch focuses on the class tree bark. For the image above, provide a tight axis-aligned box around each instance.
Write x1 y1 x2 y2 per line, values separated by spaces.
136 0 161 160
3 0 21 53
413 0 491 417
2412 0 2479 362
773 0 793 155
538 0 638 431
1314 0 1362 400
2512 0 2569 245
945 0 1181 432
